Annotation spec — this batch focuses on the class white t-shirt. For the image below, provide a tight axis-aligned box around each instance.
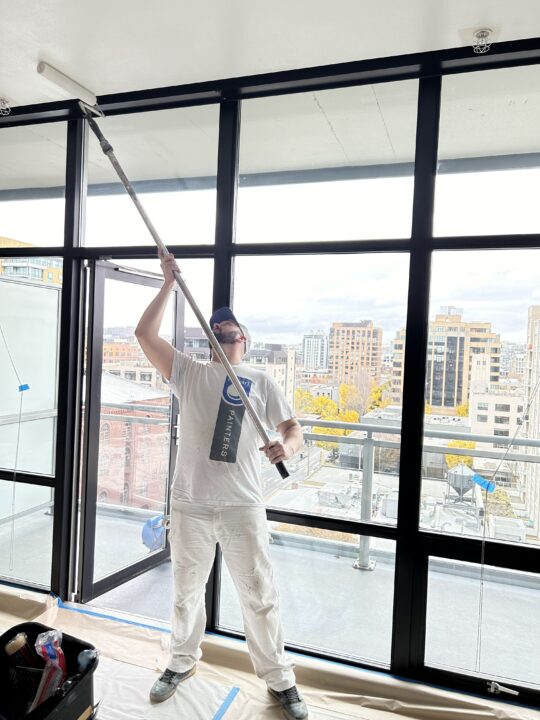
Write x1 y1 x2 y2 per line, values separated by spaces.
168 349 295 506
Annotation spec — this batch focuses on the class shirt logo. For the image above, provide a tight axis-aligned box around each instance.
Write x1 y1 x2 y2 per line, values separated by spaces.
222 376 253 406
210 375 254 463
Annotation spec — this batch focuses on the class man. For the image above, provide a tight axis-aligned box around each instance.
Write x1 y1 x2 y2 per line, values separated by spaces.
134 251 308 720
